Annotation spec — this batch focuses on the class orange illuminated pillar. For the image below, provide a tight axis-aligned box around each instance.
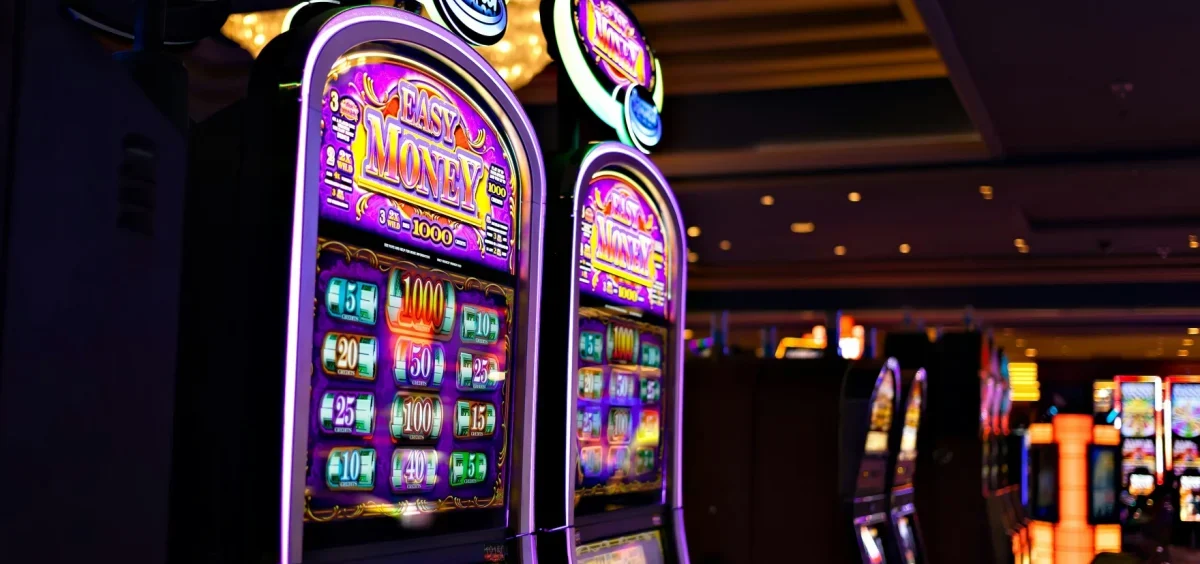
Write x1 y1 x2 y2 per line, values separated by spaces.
1028 417 1122 564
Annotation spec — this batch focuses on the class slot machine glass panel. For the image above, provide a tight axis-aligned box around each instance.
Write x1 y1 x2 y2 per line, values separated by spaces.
277 8 545 561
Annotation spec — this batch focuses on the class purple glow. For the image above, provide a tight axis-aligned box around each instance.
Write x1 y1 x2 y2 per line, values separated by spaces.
577 171 672 317
320 56 519 274
283 6 551 556
574 0 655 91
303 239 514 519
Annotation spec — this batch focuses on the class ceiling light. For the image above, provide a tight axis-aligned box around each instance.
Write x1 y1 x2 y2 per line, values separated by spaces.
687 251 698 263
847 192 862 202
834 245 847 256
1025 348 1037 358
1014 238 1026 247
1018 245 1030 254
1181 350 1191 357
687 226 701 238
980 185 994 200
760 195 775 206
719 240 732 251
1191 241 1199 249
898 243 911 254
1190 328 1199 335
1184 338 1194 347
790 222 815 234
221 0 552 89
683 329 694 340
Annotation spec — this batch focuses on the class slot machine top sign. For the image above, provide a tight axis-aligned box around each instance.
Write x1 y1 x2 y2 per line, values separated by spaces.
421 0 508 46
545 0 665 152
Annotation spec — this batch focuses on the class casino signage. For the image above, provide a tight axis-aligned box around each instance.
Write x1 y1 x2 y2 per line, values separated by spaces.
545 0 665 152
322 53 519 274
422 0 508 46
578 169 670 316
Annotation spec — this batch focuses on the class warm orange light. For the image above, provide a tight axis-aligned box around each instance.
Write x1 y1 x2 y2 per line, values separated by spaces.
1053 415 1093 562
1029 423 1054 445
1092 425 1119 446
1030 521 1054 564
1094 524 1121 555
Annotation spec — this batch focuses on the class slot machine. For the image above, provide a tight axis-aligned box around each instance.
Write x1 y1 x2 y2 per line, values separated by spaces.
1026 416 1123 564
170 4 548 563
1114 375 1163 527
887 368 929 564
1164 376 1200 546
882 331 937 564
916 331 1013 564
845 359 905 563
532 0 685 562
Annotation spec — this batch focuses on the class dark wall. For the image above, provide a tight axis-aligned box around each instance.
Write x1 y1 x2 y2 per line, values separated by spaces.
0 3 186 562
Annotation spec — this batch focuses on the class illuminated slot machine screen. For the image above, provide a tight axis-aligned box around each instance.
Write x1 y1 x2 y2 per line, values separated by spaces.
573 165 675 515
1180 476 1200 523
576 530 667 564
1172 383 1200 475
857 525 887 564
857 366 896 494
1119 381 1159 494
300 41 528 549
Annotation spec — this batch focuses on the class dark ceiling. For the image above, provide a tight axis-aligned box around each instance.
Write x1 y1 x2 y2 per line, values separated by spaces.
110 0 1200 337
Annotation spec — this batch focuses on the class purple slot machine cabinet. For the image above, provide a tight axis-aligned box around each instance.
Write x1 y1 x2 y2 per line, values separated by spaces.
1164 376 1200 546
846 359 904 564
533 0 685 562
887 368 929 564
172 4 547 563
881 331 937 564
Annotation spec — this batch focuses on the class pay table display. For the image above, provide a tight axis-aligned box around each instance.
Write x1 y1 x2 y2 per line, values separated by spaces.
574 169 670 512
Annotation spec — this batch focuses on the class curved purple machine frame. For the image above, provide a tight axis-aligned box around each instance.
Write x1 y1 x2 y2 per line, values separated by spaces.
278 7 546 562
561 142 689 562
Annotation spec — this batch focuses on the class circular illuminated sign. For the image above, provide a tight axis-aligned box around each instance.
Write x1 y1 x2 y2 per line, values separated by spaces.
423 0 508 46
546 0 665 152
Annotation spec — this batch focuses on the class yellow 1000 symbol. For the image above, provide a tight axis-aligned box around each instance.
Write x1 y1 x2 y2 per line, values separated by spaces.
411 217 455 248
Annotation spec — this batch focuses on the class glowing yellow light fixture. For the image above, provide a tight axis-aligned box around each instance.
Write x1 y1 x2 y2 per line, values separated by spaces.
682 329 694 340
1009 362 1040 402
790 222 815 234
834 245 847 256
847 192 862 202
687 226 701 238
687 251 698 263
760 195 775 206
980 185 994 200
1190 327 1200 335
718 240 732 251
898 243 911 254
221 1 552 90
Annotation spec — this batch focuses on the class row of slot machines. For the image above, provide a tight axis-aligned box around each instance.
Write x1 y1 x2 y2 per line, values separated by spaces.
890 330 1044 564
683 352 929 564
0 1 692 563
1105 375 1200 547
